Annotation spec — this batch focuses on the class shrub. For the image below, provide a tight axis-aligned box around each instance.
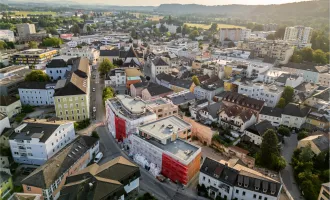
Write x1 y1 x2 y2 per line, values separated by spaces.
91 131 99 139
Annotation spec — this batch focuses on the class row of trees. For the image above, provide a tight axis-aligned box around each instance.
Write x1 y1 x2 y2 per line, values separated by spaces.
291 47 329 65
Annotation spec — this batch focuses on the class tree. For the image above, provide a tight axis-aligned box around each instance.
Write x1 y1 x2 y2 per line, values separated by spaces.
81 14 88 22
176 26 182 33
42 37 63 47
189 30 199 40
281 86 294 105
131 29 137 39
298 130 309 140
159 24 168 33
266 34 275 40
276 98 286 108
192 75 200 86
313 49 327 64
274 26 286 39
91 131 99 139
28 41 38 48
25 70 50 82
71 23 80 35
0 41 6 49
301 47 314 62
98 58 116 75
137 193 157 200
299 144 314 162
102 87 115 104
182 24 190 37
278 126 290 136
209 23 218 33
291 53 303 63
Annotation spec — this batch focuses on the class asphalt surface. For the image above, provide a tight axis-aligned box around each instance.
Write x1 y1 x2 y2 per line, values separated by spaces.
280 134 304 200
90 68 199 200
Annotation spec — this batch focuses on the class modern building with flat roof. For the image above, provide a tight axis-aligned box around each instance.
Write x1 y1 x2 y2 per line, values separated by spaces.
146 97 178 119
12 49 58 67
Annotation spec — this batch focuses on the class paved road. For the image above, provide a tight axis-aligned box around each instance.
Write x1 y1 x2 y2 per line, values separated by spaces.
280 134 304 200
90 68 199 200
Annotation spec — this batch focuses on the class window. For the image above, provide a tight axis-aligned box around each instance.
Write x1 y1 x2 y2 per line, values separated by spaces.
264 198 267 200
253 194 256 199
236 189 239 194
27 186 31 191
243 191 246 196
203 176 205 181
259 196 262 200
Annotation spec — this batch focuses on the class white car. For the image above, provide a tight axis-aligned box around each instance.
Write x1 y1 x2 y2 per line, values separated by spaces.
93 152 103 163
93 107 96 112
92 88 96 92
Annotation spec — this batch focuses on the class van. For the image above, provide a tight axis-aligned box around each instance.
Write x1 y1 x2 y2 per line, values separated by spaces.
94 152 103 163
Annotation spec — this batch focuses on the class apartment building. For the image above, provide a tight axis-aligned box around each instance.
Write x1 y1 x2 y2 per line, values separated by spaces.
258 106 283 127
129 116 201 185
318 182 330 200
194 77 224 102
305 88 329 109
60 156 140 200
12 49 58 67
0 67 31 95
156 23 179 34
105 95 157 142
0 30 15 42
16 23 36 37
105 68 126 87
60 46 100 64
281 103 311 129
146 98 178 119
0 96 21 118
0 113 10 135
141 84 173 101
244 120 275 145
46 57 77 80
21 136 99 200
199 157 282 200
219 28 243 42
54 58 90 121
18 82 56 106
0 65 30 79
9 119 76 165
145 56 171 82
284 26 313 45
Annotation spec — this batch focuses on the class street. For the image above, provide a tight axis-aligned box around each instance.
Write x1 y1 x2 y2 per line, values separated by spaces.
90 67 199 200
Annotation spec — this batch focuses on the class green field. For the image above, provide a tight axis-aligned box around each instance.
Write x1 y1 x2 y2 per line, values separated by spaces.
9 11 57 17
185 23 245 30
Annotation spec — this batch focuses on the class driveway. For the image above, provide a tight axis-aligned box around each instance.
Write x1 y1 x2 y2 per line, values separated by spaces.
280 134 304 200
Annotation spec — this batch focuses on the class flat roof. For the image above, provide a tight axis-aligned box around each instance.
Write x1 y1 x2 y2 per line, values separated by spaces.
0 65 28 74
14 49 57 55
116 95 146 114
139 116 191 141
0 74 24 86
146 98 169 107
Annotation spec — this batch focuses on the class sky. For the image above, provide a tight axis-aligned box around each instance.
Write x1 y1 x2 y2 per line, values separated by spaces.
76 0 309 6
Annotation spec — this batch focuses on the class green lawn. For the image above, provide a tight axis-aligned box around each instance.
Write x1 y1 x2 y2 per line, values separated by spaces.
9 11 56 17
185 23 246 30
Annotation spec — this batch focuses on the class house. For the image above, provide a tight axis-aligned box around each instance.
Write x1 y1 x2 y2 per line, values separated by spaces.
219 105 257 133
166 90 196 108
258 106 283 127
105 95 157 142
194 77 224 102
18 82 56 106
60 156 140 200
169 79 194 93
303 111 330 132
141 83 173 100
130 81 149 98
0 69 31 96
189 99 209 119
244 120 275 145
145 56 170 82
0 113 10 135
129 116 201 185
197 102 223 124
99 48 120 63
125 68 143 89
21 136 99 200
59 47 99 64
45 58 76 80
9 119 76 165
0 96 22 118
0 170 13 199
318 182 330 200
199 157 282 200
297 134 329 155
293 82 318 103
122 46 141 67
146 98 178 119
305 88 329 109
104 68 128 94
54 58 90 121
281 103 310 129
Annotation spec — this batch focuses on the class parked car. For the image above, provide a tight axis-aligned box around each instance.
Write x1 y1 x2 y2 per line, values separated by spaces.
94 152 103 163
93 107 96 112
92 88 96 92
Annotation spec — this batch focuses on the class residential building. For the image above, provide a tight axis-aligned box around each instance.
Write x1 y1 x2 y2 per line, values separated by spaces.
156 23 179 34
199 157 282 200
98 48 125 63
0 127 13 148
0 65 30 79
258 106 283 127
9 119 76 165
105 95 157 142
293 82 319 103
281 103 310 129
16 23 36 37
12 49 58 67
0 71 31 96
194 78 224 102
317 70 330 87
18 82 56 106
189 99 209 119
219 28 243 42
146 98 178 119
303 111 330 132
122 46 141 67
0 96 21 118
297 134 329 155
130 81 149 98
46 57 77 80
284 26 313 46
166 90 196 108
60 47 100 64
0 156 10 168
129 116 201 185
256 68 288 84
125 68 143 89
305 88 330 109
104 68 126 87
0 30 15 42
263 23 278 31
145 56 170 82
0 113 10 134
318 182 330 200
54 58 90 121
274 74 304 87
0 52 11 66
141 83 173 100
21 136 99 200
240 29 251 40
60 156 140 200
244 120 274 145
196 102 223 124
0 170 13 199
219 105 257 133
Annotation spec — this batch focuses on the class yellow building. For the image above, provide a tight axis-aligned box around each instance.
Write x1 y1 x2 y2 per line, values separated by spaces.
12 49 58 66
0 171 13 199
54 58 90 121
297 134 329 155
224 66 233 79
318 182 330 200
304 112 330 132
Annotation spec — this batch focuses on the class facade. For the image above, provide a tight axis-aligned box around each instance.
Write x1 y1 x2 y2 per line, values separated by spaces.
9 119 76 165
318 182 330 200
304 111 330 132
258 106 283 127
141 83 173 101
0 65 30 79
166 90 196 108
12 49 58 67
46 58 76 80
284 26 313 45
194 83 224 102
60 47 100 64
156 23 179 34
219 28 243 42
281 103 310 129
0 96 21 118
0 113 10 138
0 171 13 199
54 58 90 121
240 29 251 40
18 82 56 106
16 23 36 37
0 73 27 96
60 156 141 200
244 120 274 145
0 30 15 42
199 157 282 200
21 136 99 200
317 71 330 87
146 98 178 119
147 56 170 82
305 88 329 109
130 116 201 185
104 68 126 87
105 95 157 142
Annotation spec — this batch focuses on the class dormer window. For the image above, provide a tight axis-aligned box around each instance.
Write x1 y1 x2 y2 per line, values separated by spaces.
255 187 259 191
238 182 242 186
244 184 248 188
263 188 267 193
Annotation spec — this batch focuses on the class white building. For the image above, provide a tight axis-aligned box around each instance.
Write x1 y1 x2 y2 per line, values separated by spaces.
156 23 179 34
240 29 251 40
199 157 282 200
18 82 55 106
9 119 76 165
104 68 126 87
0 65 30 79
0 96 22 119
147 56 170 81
0 30 15 42
258 106 283 127
46 57 75 80
16 23 36 37
284 26 313 46
0 113 10 135
244 120 275 145
60 47 100 64
219 28 243 42
281 103 310 129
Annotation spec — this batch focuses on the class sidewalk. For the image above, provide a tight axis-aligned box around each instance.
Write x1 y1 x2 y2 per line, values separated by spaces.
77 122 104 136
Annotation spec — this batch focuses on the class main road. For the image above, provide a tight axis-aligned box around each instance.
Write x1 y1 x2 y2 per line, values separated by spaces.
89 68 201 200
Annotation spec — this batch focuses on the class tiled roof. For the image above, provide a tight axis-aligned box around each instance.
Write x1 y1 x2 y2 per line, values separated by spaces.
259 106 283 117
151 57 168 66
246 120 274 136
99 49 120 57
282 103 310 117
222 92 264 111
145 83 173 97
18 81 53 90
